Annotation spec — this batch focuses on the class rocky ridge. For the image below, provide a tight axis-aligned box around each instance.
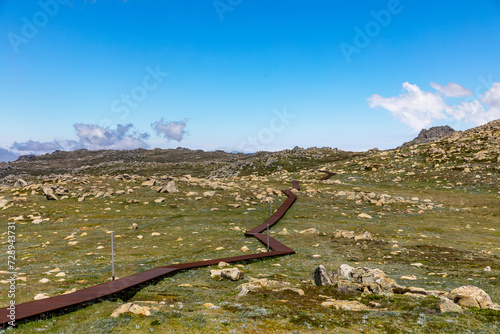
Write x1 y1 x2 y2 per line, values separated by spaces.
398 125 457 149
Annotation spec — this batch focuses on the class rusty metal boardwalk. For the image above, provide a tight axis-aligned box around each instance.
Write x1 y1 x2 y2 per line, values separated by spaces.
318 170 336 181
1 181 301 326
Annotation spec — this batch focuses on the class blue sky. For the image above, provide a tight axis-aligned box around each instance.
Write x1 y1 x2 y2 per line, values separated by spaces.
1 0 500 161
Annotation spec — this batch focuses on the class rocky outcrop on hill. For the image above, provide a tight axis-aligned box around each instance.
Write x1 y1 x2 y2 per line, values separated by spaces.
311 264 500 313
0 146 346 180
398 126 457 149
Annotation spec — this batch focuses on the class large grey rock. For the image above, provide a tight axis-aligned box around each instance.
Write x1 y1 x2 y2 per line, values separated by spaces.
166 181 178 193
42 186 58 201
311 265 334 286
221 268 244 281
158 181 178 193
142 179 156 187
438 297 463 313
14 179 28 188
338 264 355 280
449 285 494 309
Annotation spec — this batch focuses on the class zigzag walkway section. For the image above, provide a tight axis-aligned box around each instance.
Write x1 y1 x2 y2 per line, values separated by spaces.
318 170 336 181
1 181 302 327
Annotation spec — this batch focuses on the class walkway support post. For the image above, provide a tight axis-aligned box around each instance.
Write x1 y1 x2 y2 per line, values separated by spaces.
245 212 248 232
111 232 115 281
267 224 270 252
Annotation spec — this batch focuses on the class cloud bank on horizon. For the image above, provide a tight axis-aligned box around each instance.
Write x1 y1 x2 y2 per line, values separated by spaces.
0 119 188 162
368 81 500 131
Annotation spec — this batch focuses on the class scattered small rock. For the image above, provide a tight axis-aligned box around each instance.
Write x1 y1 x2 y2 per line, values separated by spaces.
299 228 319 234
110 303 151 317
203 302 217 308
354 231 372 241
210 270 222 278
221 268 244 281
278 228 290 236
321 299 374 311
218 261 229 268
34 293 50 300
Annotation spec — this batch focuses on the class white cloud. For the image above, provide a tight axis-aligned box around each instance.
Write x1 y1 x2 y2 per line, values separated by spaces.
10 140 76 152
454 100 487 125
6 123 150 158
151 118 187 141
453 83 500 125
481 82 500 108
369 81 500 131
368 82 452 131
73 123 150 150
430 82 473 97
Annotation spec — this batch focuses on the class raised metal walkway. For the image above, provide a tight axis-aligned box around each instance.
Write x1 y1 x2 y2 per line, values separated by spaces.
1 181 302 326
318 170 336 181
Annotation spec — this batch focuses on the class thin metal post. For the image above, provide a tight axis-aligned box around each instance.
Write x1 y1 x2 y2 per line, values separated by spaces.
111 232 115 281
267 224 270 252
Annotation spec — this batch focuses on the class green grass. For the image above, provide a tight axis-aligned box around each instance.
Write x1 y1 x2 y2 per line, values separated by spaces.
1 143 499 333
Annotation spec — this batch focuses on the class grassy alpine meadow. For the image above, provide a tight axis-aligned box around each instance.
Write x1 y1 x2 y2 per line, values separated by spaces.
1 131 499 333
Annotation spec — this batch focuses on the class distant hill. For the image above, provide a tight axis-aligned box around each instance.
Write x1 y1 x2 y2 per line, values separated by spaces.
398 126 457 149
0 146 350 180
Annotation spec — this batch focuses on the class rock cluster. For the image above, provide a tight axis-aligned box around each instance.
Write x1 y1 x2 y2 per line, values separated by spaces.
210 266 244 281
398 125 456 149
334 230 373 241
237 278 304 297
311 264 500 313
110 303 157 317
311 265 396 295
